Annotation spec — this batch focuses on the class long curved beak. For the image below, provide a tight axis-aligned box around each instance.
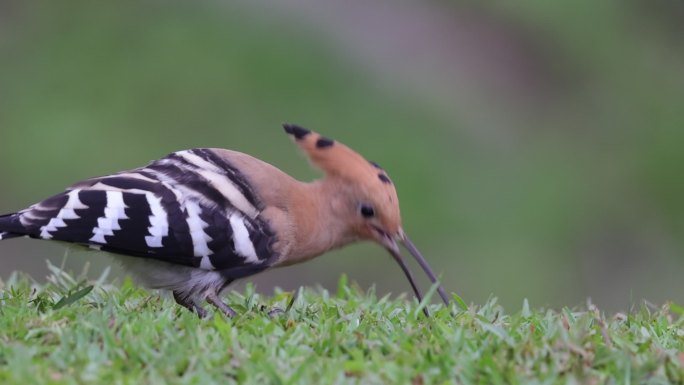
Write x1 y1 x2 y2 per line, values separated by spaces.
380 231 450 317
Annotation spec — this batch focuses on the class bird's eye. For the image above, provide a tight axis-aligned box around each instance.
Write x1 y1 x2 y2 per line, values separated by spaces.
360 204 375 218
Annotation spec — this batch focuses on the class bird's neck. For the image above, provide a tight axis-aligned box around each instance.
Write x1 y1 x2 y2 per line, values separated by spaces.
284 179 356 264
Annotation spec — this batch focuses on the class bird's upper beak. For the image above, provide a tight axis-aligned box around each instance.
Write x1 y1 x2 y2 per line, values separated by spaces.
374 227 450 316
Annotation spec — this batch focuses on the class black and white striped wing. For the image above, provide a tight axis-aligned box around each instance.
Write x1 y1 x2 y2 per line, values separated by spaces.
0 149 277 278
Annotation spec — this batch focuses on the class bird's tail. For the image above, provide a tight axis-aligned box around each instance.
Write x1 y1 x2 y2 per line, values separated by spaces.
0 213 23 241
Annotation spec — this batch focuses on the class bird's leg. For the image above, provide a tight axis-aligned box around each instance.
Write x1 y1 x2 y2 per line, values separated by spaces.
205 290 237 317
173 291 208 318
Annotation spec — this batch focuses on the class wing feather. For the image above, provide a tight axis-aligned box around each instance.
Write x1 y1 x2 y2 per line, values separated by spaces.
1 149 278 276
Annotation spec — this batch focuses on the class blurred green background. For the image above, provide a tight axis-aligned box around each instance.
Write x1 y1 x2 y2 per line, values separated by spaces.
1 0 682 311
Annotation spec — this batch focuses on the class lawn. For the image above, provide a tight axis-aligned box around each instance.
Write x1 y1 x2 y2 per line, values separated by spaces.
0 265 682 384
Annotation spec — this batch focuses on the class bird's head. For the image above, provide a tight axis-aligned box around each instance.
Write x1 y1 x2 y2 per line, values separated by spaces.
283 123 450 314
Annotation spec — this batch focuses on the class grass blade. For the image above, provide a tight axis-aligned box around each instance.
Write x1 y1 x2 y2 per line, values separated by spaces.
53 285 94 310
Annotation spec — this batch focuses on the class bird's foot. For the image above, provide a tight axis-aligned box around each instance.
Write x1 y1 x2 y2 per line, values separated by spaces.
259 305 285 318
205 290 237 318
194 306 209 319
173 290 209 318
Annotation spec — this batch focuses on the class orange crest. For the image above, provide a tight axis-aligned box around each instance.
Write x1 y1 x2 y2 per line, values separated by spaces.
283 123 402 235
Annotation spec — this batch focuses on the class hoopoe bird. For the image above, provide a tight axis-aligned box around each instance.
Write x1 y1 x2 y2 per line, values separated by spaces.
0 124 449 317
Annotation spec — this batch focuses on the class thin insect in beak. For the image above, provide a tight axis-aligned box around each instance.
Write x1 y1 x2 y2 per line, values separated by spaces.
382 232 450 317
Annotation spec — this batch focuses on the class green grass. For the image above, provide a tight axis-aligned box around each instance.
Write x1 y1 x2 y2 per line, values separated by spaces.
0 266 682 385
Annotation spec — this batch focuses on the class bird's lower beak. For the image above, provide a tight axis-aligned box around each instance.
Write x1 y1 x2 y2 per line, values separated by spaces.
378 230 450 316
